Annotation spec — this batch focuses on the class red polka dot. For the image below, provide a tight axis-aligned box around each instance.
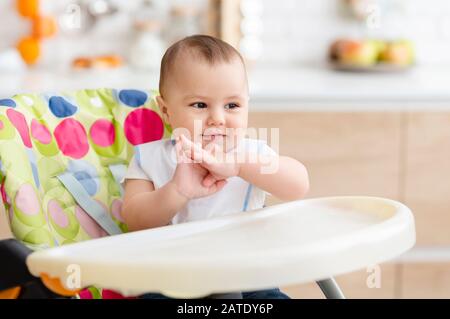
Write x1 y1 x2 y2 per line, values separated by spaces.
31 119 52 144
6 109 31 148
102 289 136 299
78 289 93 299
54 118 89 159
124 109 164 145
1 180 7 205
90 119 115 147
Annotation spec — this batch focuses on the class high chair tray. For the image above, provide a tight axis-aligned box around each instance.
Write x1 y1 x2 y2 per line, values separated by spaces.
26 196 415 298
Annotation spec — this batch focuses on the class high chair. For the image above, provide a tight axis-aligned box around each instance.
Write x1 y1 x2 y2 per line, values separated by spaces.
0 89 415 299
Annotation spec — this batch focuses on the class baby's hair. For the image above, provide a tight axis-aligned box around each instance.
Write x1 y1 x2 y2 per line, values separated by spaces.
159 34 245 97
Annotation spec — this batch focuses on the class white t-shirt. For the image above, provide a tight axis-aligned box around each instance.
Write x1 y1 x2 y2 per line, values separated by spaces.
122 138 277 225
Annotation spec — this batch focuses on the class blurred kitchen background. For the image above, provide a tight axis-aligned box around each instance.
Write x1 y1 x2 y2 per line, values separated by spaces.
1 0 450 299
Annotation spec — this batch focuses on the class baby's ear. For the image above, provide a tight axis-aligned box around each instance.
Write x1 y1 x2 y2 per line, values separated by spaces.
156 95 170 124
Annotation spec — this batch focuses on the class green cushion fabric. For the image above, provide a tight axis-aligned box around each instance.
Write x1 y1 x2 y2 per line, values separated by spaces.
0 88 171 250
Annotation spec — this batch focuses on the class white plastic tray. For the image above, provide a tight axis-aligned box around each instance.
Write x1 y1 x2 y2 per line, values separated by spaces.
27 196 415 298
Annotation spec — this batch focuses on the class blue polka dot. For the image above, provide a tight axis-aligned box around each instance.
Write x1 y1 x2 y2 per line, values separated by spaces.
0 99 16 108
31 162 40 188
74 171 97 196
68 160 99 195
26 149 40 188
118 90 148 107
49 96 78 118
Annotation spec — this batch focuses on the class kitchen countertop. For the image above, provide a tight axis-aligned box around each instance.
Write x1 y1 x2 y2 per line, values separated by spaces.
249 64 450 111
2 64 450 111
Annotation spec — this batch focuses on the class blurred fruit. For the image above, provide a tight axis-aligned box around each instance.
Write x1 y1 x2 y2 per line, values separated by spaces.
92 55 123 68
17 0 39 18
367 39 387 59
73 57 92 69
17 36 40 65
338 40 379 66
32 15 57 39
72 55 123 69
328 39 346 61
329 38 415 69
380 40 415 66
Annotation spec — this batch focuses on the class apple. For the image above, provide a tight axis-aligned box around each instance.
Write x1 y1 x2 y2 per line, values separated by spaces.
367 39 387 59
329 39 347 61
380 40 415 66
338 39 379 66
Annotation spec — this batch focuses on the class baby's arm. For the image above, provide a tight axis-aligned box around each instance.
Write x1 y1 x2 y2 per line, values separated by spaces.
122 137 227 231
180 135 309 201
238 155 309 201
122 179 188 231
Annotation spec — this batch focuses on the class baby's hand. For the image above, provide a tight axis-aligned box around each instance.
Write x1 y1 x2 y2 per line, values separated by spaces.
171 136 228 200
179 134 240 188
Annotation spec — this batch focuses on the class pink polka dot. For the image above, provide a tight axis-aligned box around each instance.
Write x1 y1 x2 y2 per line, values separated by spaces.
6 109 32 148
48 200 69 228
111 199 124 222
90 119 115 147
0 120 4 130
31 119 52 144
75 206 108 238
54 119 89 159
15 184 40 215
124 109 164 145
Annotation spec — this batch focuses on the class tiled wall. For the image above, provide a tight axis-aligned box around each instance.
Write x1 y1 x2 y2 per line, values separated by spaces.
1 0 450 68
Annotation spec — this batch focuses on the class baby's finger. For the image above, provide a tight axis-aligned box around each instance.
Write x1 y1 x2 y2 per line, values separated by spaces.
180 134 195 150
175 137 191 164
208 179 227 195
174 137 183 163
180 135 201 161
181 134 217 165
215 179 228 192
202 173 217 187
186 138 209 163
200 147 216 165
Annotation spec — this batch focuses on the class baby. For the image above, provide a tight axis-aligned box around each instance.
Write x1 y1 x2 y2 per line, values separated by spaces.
121 35 309 299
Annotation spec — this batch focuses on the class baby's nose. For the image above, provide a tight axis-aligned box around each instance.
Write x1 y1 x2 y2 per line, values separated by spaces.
207 109 225 126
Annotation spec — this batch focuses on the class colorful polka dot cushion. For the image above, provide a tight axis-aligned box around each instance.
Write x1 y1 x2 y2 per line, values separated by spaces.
0 89 171 252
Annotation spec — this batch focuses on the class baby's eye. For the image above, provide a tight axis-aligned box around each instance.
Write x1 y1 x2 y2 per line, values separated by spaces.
190 102 207 109
225 103 239 109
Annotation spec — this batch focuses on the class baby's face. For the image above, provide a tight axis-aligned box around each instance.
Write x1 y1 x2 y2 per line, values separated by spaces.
157 57 249 151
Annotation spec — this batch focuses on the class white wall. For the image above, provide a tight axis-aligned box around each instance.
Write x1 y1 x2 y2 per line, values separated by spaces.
1 0 450 68
258 0 450 66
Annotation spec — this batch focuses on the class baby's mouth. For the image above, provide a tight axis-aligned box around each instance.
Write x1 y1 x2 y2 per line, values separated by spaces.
202 134 226 141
